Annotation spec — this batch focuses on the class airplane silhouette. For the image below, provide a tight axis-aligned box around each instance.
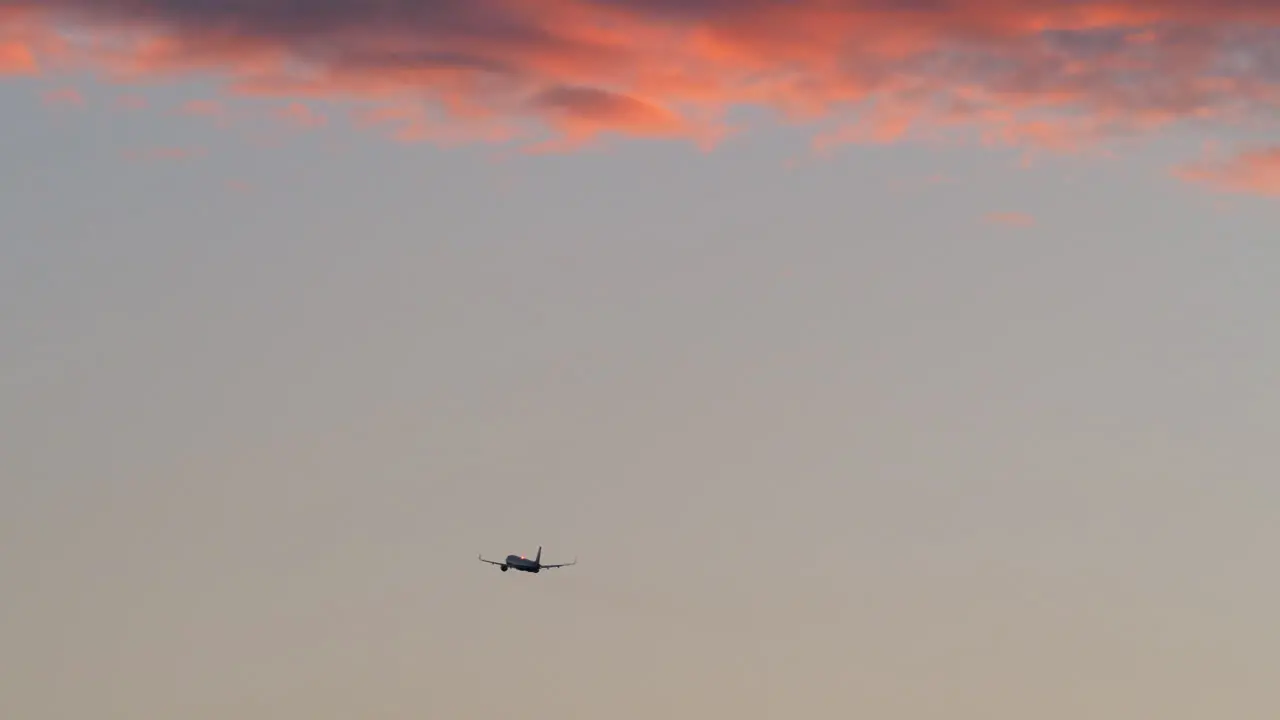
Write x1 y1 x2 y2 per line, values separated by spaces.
478 546 576 573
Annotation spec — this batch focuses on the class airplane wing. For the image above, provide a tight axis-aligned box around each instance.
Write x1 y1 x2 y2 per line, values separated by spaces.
478 554 504 565
540 557 578 569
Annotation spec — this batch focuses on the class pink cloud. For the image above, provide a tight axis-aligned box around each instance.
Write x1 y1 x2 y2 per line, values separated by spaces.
0 0 1278 176
1174 146 1280 197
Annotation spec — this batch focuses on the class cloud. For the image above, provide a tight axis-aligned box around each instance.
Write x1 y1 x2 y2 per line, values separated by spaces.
523 84 733 150
0 40 37 74
984 211 1036 227
532 85 683 134
1173 146 1280 196
4 1 1280 161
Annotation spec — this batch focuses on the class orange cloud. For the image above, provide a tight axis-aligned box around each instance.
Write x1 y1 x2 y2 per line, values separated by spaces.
3 0 1280 169
0 41 37 74
1174 146 1280 197
525 84 727 150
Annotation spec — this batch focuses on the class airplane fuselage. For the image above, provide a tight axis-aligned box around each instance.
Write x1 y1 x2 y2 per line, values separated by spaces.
480 546 573 573
502 555 540 573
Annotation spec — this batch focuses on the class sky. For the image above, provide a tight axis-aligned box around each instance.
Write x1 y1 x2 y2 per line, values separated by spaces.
2 2 1279 719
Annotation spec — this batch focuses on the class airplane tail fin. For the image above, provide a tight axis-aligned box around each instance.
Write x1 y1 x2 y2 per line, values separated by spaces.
536 546 542 564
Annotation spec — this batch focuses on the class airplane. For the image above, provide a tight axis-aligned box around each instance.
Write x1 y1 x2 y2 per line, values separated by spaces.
478 546 576 573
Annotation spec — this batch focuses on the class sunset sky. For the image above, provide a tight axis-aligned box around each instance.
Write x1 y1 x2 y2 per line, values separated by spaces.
3 2 1279 719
